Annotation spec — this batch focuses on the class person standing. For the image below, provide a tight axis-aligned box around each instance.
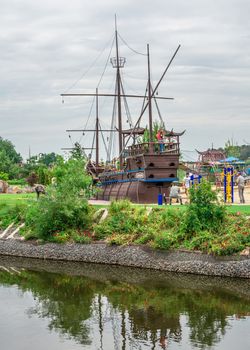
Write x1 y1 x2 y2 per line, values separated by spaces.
156 129 164 152
183 172 190 196
237 172 245 204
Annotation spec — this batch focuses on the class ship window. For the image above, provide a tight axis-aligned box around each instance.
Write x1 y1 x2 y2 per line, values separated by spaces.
149 162 154 167
148 174 154 178
169 162 175 166
169 174 175 177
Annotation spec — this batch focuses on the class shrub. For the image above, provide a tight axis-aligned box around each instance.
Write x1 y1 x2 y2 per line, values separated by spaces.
26 172 38 186
0 172 9 181
152 231 174 250
182 180 226 234
8 178 27 186
24 158 93 240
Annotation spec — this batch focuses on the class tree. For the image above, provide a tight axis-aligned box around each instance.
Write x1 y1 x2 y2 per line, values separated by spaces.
25 158 93 239
224 139 240 158
23 153 62 184
70 142 86 160
38 152 58 166
0 137 22 178
239 145 250 161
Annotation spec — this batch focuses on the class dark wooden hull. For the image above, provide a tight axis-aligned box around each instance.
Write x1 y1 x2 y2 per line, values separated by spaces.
97 180 173 203
97 152 180 203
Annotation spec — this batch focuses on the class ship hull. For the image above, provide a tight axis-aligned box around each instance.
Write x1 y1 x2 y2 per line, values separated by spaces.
97 180 174 204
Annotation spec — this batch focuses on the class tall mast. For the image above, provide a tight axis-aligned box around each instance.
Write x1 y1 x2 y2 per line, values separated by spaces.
95 87 99 166
110 18 126 167
147 44 153 143
115 19 123 166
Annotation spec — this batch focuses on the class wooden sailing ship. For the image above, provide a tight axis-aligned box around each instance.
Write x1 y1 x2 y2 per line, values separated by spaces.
61 24 185 203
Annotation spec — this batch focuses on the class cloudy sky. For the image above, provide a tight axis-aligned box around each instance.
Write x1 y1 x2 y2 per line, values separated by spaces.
1 0 250 161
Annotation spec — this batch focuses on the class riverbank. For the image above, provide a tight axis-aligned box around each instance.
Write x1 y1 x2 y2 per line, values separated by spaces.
0 239 249 278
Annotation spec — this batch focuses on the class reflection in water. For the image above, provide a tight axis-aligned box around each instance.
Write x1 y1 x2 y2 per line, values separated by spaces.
0 257 249 350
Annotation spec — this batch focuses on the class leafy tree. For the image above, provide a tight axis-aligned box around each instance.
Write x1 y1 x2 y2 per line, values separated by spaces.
224 139 240 158
23 153 62 185
239 144 250 161
26 172 38 186
38 152 58 166
70 142 86 160
0 137 22 178
24 158 93 240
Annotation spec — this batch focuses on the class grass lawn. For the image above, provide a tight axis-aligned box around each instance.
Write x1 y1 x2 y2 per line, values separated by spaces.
1 193 250 215
0 193 36 205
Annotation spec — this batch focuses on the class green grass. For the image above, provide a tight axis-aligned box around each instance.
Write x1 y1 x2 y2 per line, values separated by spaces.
1 193 250 215
0 193 36 206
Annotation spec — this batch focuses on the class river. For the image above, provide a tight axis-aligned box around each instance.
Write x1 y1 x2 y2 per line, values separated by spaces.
0 256 249 350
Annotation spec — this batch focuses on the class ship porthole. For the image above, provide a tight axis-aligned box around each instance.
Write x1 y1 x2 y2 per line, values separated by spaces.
149 174 154 178
149 162 154 167
169 162 175 166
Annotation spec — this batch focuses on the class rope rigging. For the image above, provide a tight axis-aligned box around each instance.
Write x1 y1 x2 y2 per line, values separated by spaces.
107 81 117 162
99 122 109 157
118 33 147 56
97 36 115 88
120 79 133 128
116 44 181 160
63 33 115 94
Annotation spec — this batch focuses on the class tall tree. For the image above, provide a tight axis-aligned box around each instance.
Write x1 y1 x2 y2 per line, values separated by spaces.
0 137 22 178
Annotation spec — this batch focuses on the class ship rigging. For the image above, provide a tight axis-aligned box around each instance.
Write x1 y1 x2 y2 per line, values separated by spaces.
61 23 185 203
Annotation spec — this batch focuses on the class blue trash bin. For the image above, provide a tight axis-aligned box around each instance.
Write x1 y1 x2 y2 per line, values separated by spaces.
158 193 163 205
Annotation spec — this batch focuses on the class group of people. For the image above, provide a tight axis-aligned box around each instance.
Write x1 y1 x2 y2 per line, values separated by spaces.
163 171 247 205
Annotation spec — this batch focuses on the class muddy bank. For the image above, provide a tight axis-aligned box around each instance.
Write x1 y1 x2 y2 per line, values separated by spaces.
0 239 249 278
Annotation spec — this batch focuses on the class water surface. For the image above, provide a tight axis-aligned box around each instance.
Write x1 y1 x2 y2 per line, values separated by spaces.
0 256 249 350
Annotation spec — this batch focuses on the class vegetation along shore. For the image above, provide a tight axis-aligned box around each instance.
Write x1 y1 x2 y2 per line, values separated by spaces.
0 157 249 278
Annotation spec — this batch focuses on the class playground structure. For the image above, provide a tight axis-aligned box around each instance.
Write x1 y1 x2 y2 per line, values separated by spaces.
189 168 234 203
190 174 202 186
195 148 226 183
223 166 234 203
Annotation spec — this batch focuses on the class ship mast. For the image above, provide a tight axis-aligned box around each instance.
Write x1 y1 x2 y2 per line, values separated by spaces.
147 44 153 144
95 87 99 166
61 24 176 165
110 18 125 167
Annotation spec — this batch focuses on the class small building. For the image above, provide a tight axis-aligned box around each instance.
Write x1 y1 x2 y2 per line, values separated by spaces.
196 148 226 164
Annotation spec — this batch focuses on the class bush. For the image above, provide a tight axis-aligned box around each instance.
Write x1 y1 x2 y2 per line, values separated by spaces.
182 180 226 234
8 178 27 186
24 158 93 240
152 231 174 250
0 172 9 181
26 172 38 186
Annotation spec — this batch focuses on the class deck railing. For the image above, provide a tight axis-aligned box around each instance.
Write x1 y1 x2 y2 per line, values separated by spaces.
127 142 179 156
